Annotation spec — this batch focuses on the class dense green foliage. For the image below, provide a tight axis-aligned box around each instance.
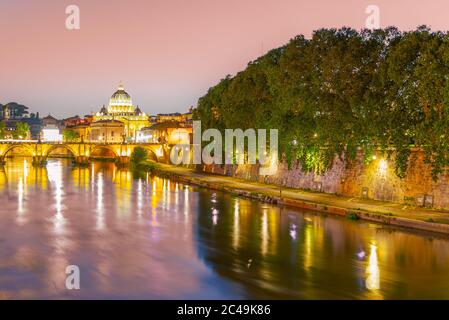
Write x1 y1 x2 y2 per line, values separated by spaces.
12 122 30 140
130 147 156 176
0 122 6 139
194 26 449 179
62 129 80 142
131 147 149 164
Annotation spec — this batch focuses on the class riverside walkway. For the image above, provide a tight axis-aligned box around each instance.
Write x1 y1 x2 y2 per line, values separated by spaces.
154 162 449 235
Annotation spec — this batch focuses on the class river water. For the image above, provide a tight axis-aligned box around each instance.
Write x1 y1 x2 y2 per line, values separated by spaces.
0 158 449 299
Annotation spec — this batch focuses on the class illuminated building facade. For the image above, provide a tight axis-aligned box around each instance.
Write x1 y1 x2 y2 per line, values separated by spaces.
93 82 150 141
90 120 125 143
136 121 192 144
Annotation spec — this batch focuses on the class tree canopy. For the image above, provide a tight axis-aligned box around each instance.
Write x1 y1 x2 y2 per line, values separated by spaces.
194 26 449 179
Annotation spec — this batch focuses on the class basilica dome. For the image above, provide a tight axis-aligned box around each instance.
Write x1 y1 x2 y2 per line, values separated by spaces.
109 82 133 107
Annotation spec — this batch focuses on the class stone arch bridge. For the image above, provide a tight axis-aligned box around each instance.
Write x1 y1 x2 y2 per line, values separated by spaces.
0 141 170 166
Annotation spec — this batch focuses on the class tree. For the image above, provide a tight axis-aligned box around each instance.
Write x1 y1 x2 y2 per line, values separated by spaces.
130 147 148 165
194 26 449 179
0 122 6 139
12 122 30 140
62 129 80 142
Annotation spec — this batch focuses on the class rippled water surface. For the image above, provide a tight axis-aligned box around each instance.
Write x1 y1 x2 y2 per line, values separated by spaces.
1 158 449 299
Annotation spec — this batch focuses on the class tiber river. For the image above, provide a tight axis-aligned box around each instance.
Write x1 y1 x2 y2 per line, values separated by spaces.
0 158 449 299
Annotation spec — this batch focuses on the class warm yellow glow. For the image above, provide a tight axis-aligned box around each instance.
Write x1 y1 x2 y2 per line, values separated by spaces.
261 209 269 256
379 159 387 173
233 199 240 250
155 146 164 157
366 243 380 290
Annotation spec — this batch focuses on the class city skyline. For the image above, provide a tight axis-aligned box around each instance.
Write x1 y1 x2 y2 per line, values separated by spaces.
2 0 449 117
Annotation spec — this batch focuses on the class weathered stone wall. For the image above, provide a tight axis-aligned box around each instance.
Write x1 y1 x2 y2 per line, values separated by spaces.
198 150 449 210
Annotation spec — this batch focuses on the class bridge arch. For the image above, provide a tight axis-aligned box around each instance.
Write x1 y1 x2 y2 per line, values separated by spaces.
90 145 119 158
43 144 77 161
139 146 158 162
0 144 35 161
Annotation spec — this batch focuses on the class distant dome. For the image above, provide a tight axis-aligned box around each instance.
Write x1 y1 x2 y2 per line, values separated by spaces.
109 82 132 107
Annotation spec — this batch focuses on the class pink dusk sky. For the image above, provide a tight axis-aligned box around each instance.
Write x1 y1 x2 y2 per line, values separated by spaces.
1 0 449 118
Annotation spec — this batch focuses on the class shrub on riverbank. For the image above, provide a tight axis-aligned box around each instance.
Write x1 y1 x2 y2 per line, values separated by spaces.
131 147 156 174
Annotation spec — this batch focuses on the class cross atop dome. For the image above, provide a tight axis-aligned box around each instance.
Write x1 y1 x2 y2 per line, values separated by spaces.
117 80 125 91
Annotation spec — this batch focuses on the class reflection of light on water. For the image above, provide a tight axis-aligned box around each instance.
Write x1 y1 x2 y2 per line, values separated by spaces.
304 223 312 270
175 183 179 207
289 223 297 241
184 185 189 218
212 207 219 225
233 199 240 249
47 161 65 234
162 179 168 210
366 243 380 291
96 172 104 230
137 179 143 214
17 159 28 223
17 177 24 222
166 180 171 209
91 163 95 192
23 159 28 179
261 209 269 256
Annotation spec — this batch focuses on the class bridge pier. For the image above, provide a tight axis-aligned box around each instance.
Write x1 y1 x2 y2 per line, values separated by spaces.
73 156 90 166
32 156 47 167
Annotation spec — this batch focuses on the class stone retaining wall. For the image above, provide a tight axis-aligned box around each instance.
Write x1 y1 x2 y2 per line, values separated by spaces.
196 150 449 210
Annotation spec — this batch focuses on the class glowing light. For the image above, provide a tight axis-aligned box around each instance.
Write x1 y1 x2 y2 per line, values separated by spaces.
47 161 66 234
379 159 388 173
289 223 297 240
212 207 219 225
96 172 104 230
366 244 380 290
233 199 240 249
261 209 269 256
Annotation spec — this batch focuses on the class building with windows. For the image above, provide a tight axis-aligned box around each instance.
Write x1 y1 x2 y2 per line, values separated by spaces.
93 82 150 141
136 121 192 144
90 120 125 143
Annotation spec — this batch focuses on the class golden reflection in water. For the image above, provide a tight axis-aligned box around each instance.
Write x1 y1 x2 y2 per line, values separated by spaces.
17 159 28 221
17 177 24 219
71 166 90 190
261 209 269 256
0 167 7 191
3 159 449 298
167 180 171 210
137 179 143 216
233 199 240 250
114 169 132 217
303 222 313 271
151 179 158 210
366 243 381 295
96 172 105 230
184 185 190 220
174 182 179 208
47 161 65 235
162 179 167 210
